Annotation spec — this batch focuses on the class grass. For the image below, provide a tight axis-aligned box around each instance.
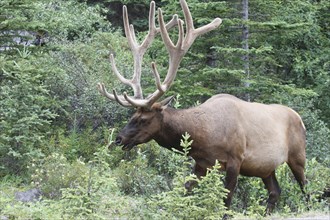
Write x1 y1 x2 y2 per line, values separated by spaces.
1 174 329 220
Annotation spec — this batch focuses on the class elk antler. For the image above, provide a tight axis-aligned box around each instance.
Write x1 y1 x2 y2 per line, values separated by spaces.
98 0 222 108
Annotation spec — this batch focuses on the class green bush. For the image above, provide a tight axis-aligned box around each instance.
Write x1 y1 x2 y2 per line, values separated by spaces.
136 140 183 186
1 133 329 219
232 158 330 217
0 51 56 177
45 127 105 161
146 133 230 219
1 145 146 219
29 153 89 198
302 108 330 165
45 31 131 131
113 147 171 196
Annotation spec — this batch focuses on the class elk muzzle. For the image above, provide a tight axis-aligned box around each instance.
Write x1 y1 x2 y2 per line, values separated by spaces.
115 136 122 145
115 135 136 151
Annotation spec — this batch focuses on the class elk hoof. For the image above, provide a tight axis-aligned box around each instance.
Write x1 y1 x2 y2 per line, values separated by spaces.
222 213 232 220
264 203 275 216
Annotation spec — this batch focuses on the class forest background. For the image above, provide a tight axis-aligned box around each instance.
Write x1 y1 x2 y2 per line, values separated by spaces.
0 0 329 219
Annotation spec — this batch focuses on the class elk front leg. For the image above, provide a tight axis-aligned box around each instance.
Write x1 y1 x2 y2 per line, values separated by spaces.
184 162 207 191
221 159 241 220
224 159 240 209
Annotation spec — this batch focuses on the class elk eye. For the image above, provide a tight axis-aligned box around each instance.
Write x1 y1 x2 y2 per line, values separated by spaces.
140 115 152 123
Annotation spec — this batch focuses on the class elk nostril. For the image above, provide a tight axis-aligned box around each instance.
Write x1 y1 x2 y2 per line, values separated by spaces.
115 137 122 145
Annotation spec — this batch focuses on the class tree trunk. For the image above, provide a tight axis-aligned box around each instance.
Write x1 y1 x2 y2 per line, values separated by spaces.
242 0 250 101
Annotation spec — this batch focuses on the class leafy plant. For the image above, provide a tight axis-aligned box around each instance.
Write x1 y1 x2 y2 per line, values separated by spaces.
232 159 330 217
29 153 89 199
0 52 56 177
2 133 144 219
113 146 171 196
147 133 230 219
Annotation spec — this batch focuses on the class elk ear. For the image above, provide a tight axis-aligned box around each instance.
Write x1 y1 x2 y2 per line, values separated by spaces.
151 103 162 111
151 96 174 112
160 95 174 107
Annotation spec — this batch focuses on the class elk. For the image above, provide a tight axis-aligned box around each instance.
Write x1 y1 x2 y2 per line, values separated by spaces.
97 0 307 214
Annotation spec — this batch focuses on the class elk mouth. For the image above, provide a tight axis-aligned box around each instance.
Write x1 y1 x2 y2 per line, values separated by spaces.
121 144 135 151
115 136 136 151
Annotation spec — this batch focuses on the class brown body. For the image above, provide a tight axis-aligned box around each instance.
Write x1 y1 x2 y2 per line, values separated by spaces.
116 94 307 211
151 94 306 180
98 0 307 214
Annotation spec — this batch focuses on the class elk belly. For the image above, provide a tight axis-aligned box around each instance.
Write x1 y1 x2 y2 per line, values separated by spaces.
240 144 288 178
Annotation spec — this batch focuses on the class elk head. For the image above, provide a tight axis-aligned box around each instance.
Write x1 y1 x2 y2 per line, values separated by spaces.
98 0 222 150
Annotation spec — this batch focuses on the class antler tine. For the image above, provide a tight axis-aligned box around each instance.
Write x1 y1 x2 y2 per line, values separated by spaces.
180 0 222 47
158 8 178 52
97 83 131 107
109 54 130 86
140 1 156 50
113 90 132 107
180 0 194 38
151 62 165 93
123 5 137 51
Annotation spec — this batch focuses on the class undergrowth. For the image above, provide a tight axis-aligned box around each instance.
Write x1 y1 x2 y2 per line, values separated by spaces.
0 131 329 219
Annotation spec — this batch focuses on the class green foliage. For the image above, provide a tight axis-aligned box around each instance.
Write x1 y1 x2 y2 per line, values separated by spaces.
232 159 330 217
105 133 182 195
45 127 104 161
113 147 171 196
276 159 329 213
33 0 110 41
0 145 143 219
1 133 329 219
147 133 230 219
0 0 38 50
44 30 132 130
29 153 89 198
302 108 330 165
144 141 183 179
0 51 56 176
0 0 116 177
57 145 119 219
0 131 147 219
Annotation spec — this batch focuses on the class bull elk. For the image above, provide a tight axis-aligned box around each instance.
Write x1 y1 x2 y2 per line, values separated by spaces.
97 0 307 215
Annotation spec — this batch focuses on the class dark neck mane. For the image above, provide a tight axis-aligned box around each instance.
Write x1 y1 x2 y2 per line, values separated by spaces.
152 107 195 152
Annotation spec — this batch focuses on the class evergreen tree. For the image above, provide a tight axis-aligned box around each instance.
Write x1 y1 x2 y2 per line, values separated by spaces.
0 0 40 51
0 0 113 175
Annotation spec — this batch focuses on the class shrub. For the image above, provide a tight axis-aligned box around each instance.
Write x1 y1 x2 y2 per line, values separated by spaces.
29 153 89 198
112 147 171 196
45 127 105 161
1 144 145 219
146 133 230 219
142 140 183 179
0 50 56 177
232 158 330 217
107 129 182 195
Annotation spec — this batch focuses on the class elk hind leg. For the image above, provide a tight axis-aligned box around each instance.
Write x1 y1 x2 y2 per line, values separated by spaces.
287 156 307 194
262 171 281 215
287 157 309 207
